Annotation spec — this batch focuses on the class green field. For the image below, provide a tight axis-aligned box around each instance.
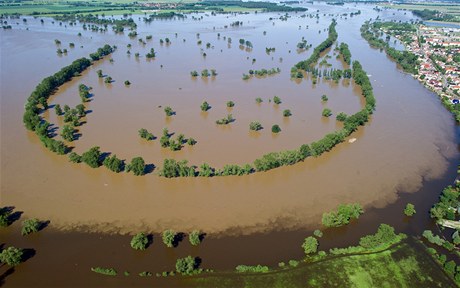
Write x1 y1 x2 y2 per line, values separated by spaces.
187 240 455 288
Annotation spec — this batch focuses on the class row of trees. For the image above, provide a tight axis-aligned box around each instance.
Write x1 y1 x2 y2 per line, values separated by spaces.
360 21 418 74
156 57 376 177
295 20 338 72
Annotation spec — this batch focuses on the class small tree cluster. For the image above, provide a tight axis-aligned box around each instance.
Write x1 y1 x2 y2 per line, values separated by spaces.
130 233 149 250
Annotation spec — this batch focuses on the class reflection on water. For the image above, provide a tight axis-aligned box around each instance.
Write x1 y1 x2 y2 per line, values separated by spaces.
0 3 457 236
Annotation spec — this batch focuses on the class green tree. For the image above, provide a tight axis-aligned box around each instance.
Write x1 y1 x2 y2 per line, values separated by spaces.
256 97 263 104
187 138 197 146
69 152 82 163
283 109 292 117
249 121 263 131
404 203 416 216
302 236 319 255
126 157 145 176
0 246 23 266
271 125 281 133
81 146 101 168
336 112 347 122
201 101 210 112
162 229 176 247
321 95 328 102
103 154 122 173
273 96 281 104
124 80 131 86
164 106 174 116
189 230 201 246
130 233 149 250
176 256 199 275
21 218 40 236
60 125 74 142
227 101 235 108
54 104 63 115
322 108 332 117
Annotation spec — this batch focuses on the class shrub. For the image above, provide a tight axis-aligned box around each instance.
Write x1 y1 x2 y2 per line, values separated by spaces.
256 97 263 104
201 101 210 112
273 96 282 104
359 224 400 249
249 121 263 131
302 236 319 255
271 125 281 133
283 109 292 117
288 260 299 267
21 218 40 235
322 203 363 227
176 256 200 275
227 101 235 108
235 265 269 273
322 108 332 117
321 95 328 102
139 271 152 277
81 146 101 168
91 267 117 276
404 203 416 216
336 112 348 122
130 233 149 250
162 230 176 247
126 157 145 176
216 114 234 125
164 106 174 116
138 128 154 140
313 230 323 238
124 80 131 85
189 230 201 246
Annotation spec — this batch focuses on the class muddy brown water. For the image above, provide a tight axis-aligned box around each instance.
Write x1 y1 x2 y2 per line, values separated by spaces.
1 2 459 287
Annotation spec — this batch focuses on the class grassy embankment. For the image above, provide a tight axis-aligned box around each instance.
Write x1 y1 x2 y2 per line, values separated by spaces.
188 239 454 287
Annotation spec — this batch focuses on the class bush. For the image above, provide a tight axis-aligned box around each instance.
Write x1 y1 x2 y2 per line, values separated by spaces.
189 230 201 246
249 121 263 131
288 260 299 267
313 230 323 238
336 112 347 122
176 256 200 275
201 101 210 112
272 125 281 133
139 128 154 140
81 146 101 168
130 233 149 250
273 96 282 104
322 203 363 227
283 109 292 117
126 157 145 176
404 203 416 216
124 80 131 86
321 95 328 102
0 247 24 266
91 267 117 276
103 154 122 173
359 224 400 249
21 218 40 235
164 106 174 116
227 101 235 108
302 236 319 255
235 265 269 273
162 230 176 247
139 271 152 277
256 97 263 103
322 108 332 117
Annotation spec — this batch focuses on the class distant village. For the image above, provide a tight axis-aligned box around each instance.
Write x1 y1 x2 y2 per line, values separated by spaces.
404 25 460 101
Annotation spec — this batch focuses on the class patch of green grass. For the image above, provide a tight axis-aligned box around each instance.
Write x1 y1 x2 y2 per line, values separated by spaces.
187 239 455 287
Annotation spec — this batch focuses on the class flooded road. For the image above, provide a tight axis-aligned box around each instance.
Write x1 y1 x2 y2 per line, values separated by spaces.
1 3 457 237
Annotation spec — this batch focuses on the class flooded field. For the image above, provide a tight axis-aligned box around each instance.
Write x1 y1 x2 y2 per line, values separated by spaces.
2 3 457 235
1 2 459 286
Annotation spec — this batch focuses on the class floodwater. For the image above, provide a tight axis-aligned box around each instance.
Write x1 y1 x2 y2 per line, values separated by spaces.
0 2 459 286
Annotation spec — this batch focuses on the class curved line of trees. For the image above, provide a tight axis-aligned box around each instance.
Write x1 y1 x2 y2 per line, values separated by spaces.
23 27 375 178
158 33 376 177
23 45 113 155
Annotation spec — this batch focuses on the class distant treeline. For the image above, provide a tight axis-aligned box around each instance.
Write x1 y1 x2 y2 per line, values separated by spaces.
178 1 307 12
412 9 456 22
